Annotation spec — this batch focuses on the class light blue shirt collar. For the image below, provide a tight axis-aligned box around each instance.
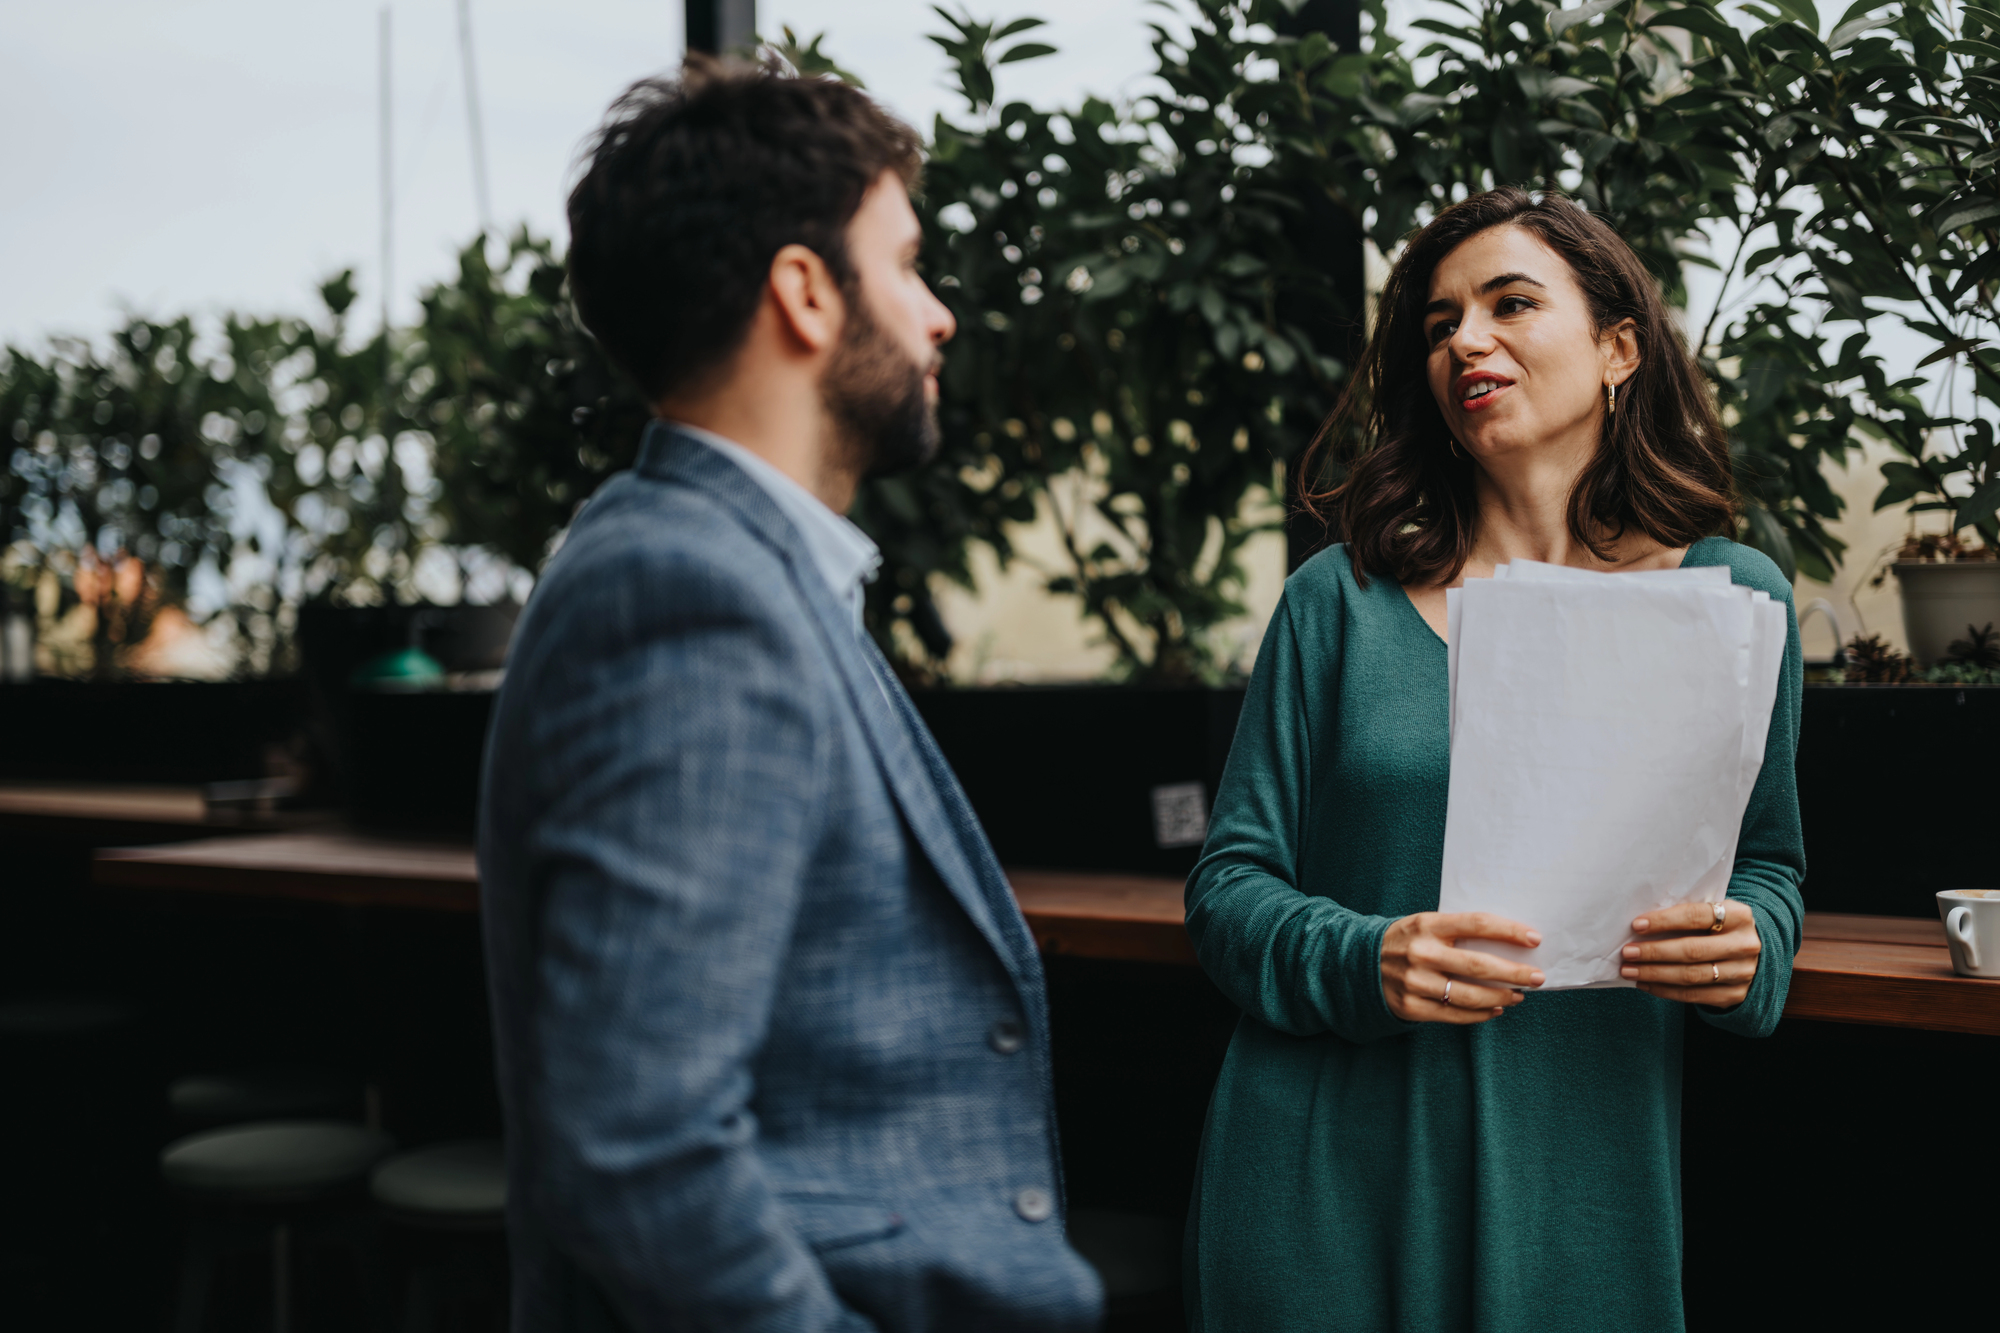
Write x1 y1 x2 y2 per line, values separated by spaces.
668 422 881 629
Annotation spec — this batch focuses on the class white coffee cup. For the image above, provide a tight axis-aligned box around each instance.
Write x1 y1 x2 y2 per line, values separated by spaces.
1938 889 2000 979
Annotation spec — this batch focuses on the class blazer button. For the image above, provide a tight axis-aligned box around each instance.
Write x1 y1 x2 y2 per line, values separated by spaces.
1014 1187 1053 1222
988 1019 1025 1054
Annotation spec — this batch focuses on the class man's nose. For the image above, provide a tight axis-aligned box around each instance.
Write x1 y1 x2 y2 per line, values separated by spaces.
927 287 957 346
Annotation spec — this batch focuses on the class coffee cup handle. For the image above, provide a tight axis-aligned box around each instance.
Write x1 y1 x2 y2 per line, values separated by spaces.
1948 906 1980 971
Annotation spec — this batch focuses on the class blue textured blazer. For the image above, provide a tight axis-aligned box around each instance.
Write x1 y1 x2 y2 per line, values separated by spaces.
479 425 1103 1331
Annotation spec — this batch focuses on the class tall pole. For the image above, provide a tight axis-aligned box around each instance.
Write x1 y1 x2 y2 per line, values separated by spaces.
378 6 394 341
684 0 756 55
456 0 494 236
1277 0 1365 571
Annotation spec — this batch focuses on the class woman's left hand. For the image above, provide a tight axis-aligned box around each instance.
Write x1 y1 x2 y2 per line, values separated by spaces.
1620 900 1761 1008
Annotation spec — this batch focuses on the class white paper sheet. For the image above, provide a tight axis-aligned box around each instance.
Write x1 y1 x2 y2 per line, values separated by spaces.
1436 567 1787 989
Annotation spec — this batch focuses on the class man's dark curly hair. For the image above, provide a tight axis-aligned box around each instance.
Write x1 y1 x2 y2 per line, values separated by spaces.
566 57 923 403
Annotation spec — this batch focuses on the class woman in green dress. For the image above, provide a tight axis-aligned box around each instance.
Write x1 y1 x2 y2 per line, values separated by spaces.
1183 188 1803 1332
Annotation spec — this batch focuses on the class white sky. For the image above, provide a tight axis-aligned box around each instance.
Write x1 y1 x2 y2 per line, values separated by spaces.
0 0 1162 347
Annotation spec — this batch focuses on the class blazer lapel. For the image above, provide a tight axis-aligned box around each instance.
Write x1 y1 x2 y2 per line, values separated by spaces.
642 427 1041 993
856 635 1042 970
795 579 1043 993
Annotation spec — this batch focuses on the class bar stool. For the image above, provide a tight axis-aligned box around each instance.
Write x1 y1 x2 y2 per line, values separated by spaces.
0 994 151 1322
0 994 135 1039
1068 1208 1181 1330
371 1139 508 1332
1 998 150 1201
161 1118 394 1333
167 1065 357 1132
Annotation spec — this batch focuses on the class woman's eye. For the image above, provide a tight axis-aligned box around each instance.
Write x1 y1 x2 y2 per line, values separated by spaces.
1428 320 1457 345
1497 295 1534 315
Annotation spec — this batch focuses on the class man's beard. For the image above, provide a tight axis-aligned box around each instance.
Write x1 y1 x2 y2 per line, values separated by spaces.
822 287 940 479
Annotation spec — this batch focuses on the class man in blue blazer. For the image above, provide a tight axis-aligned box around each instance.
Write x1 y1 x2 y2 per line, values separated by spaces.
478 59 1103 1331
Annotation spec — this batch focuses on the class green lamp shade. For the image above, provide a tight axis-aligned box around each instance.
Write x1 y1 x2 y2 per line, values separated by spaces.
350 646 446 690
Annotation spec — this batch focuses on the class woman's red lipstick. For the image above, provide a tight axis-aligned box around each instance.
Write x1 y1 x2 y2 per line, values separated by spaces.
1455 370 1514 411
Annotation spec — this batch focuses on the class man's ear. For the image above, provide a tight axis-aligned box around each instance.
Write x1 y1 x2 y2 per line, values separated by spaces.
1603 317 1640 387
767 243 846 355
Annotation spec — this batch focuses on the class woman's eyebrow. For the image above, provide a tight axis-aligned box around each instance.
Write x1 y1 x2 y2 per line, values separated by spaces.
1424 272 1549 315
1479 271 1546 294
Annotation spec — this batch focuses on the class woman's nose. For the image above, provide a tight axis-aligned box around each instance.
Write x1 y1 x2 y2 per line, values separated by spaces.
1449 311 1497 356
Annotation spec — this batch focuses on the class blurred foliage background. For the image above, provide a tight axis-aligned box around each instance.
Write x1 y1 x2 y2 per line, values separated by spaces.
2 0 1991 683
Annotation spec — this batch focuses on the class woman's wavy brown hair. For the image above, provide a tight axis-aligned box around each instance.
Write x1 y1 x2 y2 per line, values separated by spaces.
1300 188 1735 587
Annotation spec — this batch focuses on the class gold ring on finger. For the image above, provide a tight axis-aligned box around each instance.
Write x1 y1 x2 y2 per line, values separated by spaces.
1709 901 1728 933
1711 963 1720 983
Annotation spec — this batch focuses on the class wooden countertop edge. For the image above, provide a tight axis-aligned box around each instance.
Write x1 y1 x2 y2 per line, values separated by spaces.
1785 966 2000 1036
1019 910 1197 967
91 856 479 913
84 843 2000 1032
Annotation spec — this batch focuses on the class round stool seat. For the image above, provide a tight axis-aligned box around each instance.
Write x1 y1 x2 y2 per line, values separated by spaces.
168 1066 352 1130
161 1120 394 1199
0 995 134 1039
371 1139 506 1219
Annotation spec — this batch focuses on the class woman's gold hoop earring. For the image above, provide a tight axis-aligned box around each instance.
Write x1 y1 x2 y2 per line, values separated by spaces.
1448 436 1467 461
1605 382 1617 415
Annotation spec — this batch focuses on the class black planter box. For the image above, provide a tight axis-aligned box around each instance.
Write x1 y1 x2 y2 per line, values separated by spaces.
297 603 516 830
912 686 1246 878
134 674 1986 917
334 684 1251 857
0 679 307 785
918 681 2000 901
1794 683 2000 915
340 690 496 833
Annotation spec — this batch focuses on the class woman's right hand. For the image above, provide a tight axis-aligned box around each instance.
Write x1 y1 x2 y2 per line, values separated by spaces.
1380 912 1545 1024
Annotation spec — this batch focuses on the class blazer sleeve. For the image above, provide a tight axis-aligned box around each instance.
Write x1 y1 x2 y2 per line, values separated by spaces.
506 549 876 1332
1184 591 1414 1044
1701 558 1808 1038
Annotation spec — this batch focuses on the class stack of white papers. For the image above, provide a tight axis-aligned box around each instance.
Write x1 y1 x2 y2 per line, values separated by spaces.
1436 561 1788 989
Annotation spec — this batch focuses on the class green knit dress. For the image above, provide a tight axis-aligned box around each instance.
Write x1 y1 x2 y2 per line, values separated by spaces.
1183 537 1805 1333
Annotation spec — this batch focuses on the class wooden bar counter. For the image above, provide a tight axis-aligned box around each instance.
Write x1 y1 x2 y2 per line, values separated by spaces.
93 829 1998 1035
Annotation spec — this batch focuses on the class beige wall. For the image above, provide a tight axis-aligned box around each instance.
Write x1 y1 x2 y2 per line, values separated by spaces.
929 476 1290 683
1789 439 1937 661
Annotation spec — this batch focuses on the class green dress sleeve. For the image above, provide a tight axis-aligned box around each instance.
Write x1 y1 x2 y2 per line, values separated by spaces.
1184 592 1415 1044
1697 544 1807 1038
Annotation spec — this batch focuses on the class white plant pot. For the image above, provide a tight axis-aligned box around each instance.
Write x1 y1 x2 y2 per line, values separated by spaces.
1893 560 2000 665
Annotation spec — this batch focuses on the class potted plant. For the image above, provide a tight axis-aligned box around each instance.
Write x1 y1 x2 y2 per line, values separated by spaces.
1881 534 2000 668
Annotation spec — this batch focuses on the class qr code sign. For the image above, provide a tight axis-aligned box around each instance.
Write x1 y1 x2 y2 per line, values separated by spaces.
1151 782 1209 849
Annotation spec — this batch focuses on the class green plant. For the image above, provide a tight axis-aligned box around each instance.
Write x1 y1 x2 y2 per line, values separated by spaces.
907 6 1353 681
11 2 1984 686
1655 0 2000 572
1231 0 1961 584
1944 620 2000 665
899 0 1986 674
2 313 313 675
0 273 498 678
411 231 653 579
1808 1 2000 550
1835 631 1916 682
1922 660 2000 684
1919 619 2000 684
